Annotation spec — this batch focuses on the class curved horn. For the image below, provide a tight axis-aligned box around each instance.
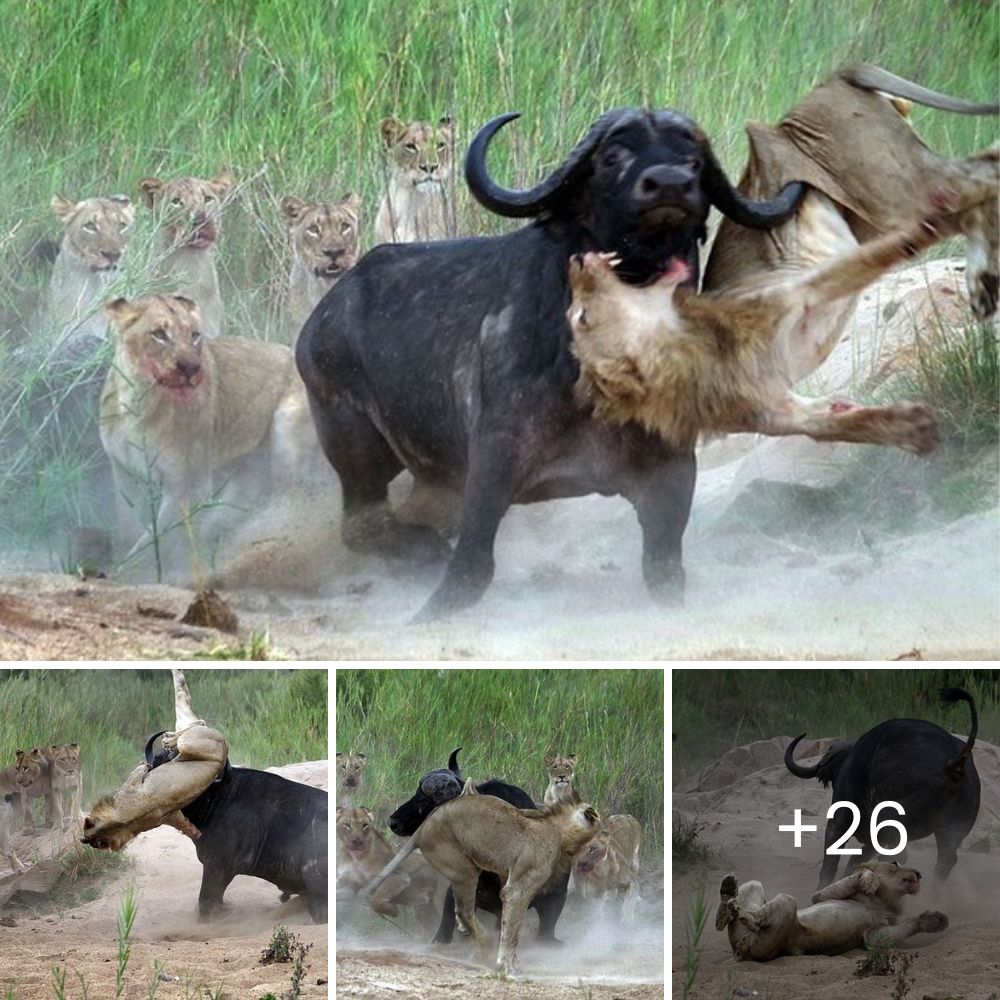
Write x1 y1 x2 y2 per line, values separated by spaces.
144 730 168 766
447 747 463 778
784 733 820 779
465 109 633 218
699 133 807 228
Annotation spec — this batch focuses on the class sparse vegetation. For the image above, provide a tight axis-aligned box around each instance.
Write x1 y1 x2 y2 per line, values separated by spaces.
259 926 312 1000
672 812 710 866
681 882 710 1000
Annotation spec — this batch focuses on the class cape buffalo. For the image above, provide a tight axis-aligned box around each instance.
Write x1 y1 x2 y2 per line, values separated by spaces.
785 687 980 888
296 108 806 620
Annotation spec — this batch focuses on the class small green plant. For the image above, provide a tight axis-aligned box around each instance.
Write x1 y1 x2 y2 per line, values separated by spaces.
260 925 297 965
115 885 138 1000
198 629 274 661
51 966 67 1000
891 949 914 999
681 882 710 1000
855 936 896 977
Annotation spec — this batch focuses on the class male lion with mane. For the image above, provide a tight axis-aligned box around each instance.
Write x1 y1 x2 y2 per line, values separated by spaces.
716 860 948 960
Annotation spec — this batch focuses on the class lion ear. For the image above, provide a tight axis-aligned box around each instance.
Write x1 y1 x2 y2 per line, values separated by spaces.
137 177 163 208
336 752 345 760
210 172 235 198
380 117 405 147
567 754 578 764
280 196 308 224
103 297 138 329
544 755 554 767
357 752 366 761
361 808 375 823
339 192 362 220
51 194 79 224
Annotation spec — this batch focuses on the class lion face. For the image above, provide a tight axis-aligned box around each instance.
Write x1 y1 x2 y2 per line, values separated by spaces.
48 743 81 781
335 752 366 791
855 860 922 904
52 195 133 273
336 807 376 857
575 829 610 875
544 753 577 789
282 195 361 282
81 798 138 852
104 294 207 401
380 117 455 189
14 748 46 789
138 173 234 251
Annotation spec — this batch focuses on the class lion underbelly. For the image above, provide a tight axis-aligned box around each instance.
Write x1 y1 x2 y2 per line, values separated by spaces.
795 899 882 953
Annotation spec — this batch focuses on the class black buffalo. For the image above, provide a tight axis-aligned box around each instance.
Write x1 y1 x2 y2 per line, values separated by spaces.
390 748 567 944
145 734 328 922
296 108 806 621
785 687 980 888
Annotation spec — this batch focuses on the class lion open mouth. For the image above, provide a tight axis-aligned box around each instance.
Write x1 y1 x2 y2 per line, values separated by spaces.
184 218 218 250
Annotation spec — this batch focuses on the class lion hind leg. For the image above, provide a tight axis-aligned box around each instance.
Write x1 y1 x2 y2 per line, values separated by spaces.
171 669 200 730
450 878 483 959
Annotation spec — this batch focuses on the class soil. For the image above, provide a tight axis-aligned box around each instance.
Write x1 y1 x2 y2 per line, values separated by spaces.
0 761 329 1000
672 737 1000 999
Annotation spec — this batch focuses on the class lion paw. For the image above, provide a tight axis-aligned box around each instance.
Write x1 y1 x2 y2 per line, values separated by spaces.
916 910 948 933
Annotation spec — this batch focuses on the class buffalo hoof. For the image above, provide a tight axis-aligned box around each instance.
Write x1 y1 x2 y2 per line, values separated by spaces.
644 562 685 604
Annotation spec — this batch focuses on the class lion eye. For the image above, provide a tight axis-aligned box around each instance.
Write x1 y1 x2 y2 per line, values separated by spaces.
340 222 352 234
83 220 99 233
436 141 447 151
151 329 170 344
118 221 129 232
306 224 321 237
170 197 183 207
404 142 418 152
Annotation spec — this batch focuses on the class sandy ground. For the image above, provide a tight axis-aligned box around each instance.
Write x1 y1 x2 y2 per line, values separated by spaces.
2 259 997 661
336 877 664 999
0 761 329 1000
672 737 1000 999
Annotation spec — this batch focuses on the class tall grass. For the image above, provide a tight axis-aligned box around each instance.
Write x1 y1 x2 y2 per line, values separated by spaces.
0 668 327 800
673 668 1000 780
0 0 996 558
336 668 664 857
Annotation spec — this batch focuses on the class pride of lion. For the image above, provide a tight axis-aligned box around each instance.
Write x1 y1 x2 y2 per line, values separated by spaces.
10 67 998 598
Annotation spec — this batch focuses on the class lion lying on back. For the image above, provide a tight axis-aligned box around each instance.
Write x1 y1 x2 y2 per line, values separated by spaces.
716 860 948 960
99 294 317 575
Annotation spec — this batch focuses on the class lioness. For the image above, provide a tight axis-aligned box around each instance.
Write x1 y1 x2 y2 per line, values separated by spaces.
99 294 316 573
374 116 455 244
716 860 948 960
336 806 439 923
369 795 601 974
574 813 641 912
335 752 366 807
281 193 360 340
45 743 83 831
13 747 57 834
81 668 227 851
47 194 134 348
138 172 234 338
543 753 578 805
0 767 26 872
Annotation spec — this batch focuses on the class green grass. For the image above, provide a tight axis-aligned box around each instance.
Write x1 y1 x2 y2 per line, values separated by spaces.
336 667 664 858
673 668 1000 780
0 0 996 557
0 668 327 802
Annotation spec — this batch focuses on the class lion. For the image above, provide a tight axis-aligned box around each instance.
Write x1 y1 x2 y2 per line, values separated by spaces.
138 172 234 338
567 197 992 455
81 669 227 852
0 767 26 872
47 194 134 349
336 806 440 923
99 294 317 574
45 743 83 831
281 193 360 340
374 116 455 244
368 795 601 974
543 753 578 805
716 860 948 960
13 747 58 834
574 813 641 913
335 752 366 807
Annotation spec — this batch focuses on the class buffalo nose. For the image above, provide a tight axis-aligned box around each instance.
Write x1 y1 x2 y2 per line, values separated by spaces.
632 164 695 205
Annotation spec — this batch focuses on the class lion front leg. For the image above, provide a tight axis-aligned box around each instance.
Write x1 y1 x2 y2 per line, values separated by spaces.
863 910 949 948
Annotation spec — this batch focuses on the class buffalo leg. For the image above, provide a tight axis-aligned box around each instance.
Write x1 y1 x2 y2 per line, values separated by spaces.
413 439 521 622
933 828 963 882
308 395 450 565
817 813 853 887
303 858 328 923
197 865 236 921
431 885 459 943
625 445 695 601
532 883 567 943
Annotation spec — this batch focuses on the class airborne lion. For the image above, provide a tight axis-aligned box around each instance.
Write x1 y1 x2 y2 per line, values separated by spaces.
281 193 360 340
716 860 948 960
138 172 234 338
99 294 317 575
374 116 455 244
